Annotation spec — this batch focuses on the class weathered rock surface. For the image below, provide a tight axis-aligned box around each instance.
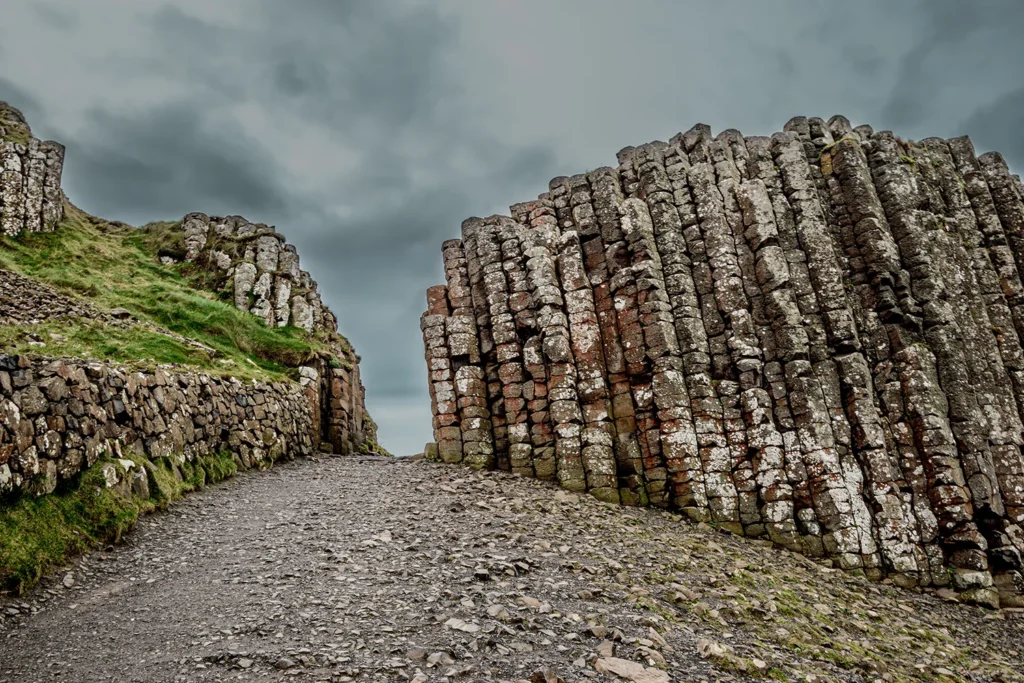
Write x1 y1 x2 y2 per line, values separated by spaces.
421 117 1024 607
0 102 64 237
156 211 377 454
1 457 1020 682
168 212 333 335
0 354 316 498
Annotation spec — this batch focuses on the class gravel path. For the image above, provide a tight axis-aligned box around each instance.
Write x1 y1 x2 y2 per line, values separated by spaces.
1 456 1021 683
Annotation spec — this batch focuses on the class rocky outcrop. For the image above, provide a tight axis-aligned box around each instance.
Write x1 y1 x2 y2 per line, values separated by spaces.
157 212 378 454
0 102 64 237
420 116 1024 608
165 213 334 335
0 354 316 498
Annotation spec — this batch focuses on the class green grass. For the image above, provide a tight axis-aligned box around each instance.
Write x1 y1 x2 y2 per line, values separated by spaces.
0 459 142 594
0 102 32 146
0 320 216 370
0 203 327 380
0 451 241 595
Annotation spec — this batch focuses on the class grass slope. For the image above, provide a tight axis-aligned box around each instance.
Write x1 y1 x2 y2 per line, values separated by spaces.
0 204 326 380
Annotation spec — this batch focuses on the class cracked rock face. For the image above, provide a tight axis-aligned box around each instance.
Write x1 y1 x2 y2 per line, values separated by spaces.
421 116 1024 608
0 102 65 237
175 212 331 335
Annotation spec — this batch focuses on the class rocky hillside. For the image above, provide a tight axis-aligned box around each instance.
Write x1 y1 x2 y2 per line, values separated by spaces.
421 115 1024 610
0 100 385 591
0 100 381 455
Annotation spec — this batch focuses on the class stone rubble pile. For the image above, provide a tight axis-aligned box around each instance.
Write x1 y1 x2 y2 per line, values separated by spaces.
421 116 1024 607
0 268 119 326
0 354 316 498
0 102 64 237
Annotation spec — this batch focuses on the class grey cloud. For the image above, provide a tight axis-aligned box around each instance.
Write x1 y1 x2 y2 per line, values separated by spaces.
842 44 882 78
882 0 1023 128
961 88 1024 171
30 3 78 31
59 103 291 223
148 1 458 132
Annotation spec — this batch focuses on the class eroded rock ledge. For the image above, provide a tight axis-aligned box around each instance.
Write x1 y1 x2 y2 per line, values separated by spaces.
420 116 1024 607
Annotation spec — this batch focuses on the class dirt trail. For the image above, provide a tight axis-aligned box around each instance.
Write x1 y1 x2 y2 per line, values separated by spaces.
1 456 1021 683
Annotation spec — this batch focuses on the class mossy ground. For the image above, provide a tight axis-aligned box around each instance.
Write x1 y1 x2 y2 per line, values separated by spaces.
0 451 240 596
0 203 329 380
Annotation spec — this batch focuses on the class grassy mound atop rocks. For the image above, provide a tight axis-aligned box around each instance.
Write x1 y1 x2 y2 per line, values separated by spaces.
0 203 328 380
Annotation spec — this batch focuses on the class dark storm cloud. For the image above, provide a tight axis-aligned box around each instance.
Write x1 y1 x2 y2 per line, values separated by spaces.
61 103 292 221
1 0 1020 453
882 0 1024 129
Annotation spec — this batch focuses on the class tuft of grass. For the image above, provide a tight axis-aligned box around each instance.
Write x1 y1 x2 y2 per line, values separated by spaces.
0 320 217 372
0 203 327 379
133 220 187 261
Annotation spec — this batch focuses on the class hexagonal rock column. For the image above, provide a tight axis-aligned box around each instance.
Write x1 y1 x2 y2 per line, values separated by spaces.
1 102 65 238
419 115 1024 608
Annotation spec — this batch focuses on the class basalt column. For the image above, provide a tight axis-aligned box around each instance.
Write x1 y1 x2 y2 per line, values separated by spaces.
420 115 1024 606
1 102 65 238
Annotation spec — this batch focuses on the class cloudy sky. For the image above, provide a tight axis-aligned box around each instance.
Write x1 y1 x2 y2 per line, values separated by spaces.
1 1 1021 455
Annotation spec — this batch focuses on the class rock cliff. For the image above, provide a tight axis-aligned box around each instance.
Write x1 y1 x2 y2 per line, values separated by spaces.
153 211 376 455
420 116 1024 608
0 102 65 237
171 212 334 334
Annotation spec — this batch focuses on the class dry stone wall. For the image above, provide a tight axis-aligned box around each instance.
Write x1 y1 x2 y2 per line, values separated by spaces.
421 116 1024 608
0 103 65 237
0 353 316 498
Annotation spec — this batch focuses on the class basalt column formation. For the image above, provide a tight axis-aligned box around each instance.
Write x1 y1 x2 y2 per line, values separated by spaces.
0 102 65 237
165 212 375 455
421 116 1024 607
